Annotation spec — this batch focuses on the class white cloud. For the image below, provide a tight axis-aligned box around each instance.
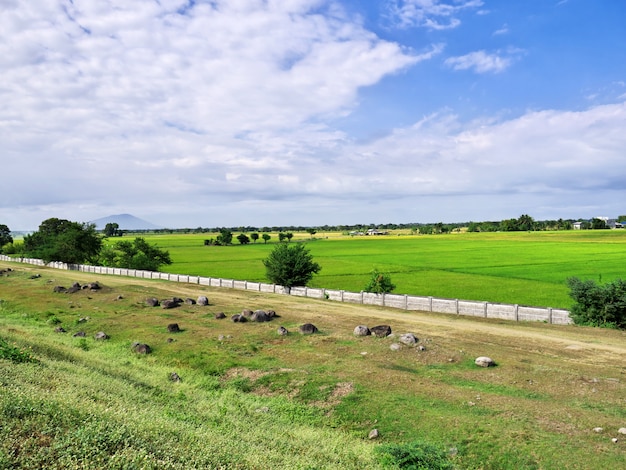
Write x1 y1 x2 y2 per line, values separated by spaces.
444 50 515 73
386 0 484 30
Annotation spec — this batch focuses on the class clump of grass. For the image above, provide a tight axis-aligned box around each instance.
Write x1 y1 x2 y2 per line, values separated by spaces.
375 441 454 469
0 337 38 364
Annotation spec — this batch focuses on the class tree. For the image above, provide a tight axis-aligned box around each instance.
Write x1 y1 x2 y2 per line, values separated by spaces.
23 218 102 264
262 233 271 244
278 232 287 242
216 228 233 245
590 218 608 230
364 268 396 294
250 233 259 243
285 232 293 242
236 233 250 245
567 277 626 329
306 228 317 238
103 222 120 237
102 237 172 271
263 243 321 288
0 224 13 249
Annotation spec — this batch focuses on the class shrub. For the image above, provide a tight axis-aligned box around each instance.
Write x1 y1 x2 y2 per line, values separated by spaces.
0 337 37 364
567 277 626 329
364 268 396 294
263 243 321 288
375 441 454 469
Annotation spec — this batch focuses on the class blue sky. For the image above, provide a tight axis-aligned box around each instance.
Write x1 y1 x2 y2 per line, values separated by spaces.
1 0 625 230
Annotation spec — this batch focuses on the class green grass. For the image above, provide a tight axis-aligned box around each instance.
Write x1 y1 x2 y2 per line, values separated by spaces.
119 230 626 309
1 263 625 469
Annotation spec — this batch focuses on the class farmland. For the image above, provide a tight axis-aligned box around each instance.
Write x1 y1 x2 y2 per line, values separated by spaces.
1 262 625 469
124 230 626 310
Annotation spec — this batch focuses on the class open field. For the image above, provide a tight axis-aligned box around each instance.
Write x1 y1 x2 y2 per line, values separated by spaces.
1 261 625 469
123 230 626 309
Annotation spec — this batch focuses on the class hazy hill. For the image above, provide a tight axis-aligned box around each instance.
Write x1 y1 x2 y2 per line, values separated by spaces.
90 213 161 231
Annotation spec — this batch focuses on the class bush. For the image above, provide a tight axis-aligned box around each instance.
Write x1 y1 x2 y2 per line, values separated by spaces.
375 441 454 469
567 277 626 329
263 243 321 288
364 269 396 294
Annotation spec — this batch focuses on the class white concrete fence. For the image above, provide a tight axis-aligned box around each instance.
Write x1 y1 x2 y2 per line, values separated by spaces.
0 255 572 325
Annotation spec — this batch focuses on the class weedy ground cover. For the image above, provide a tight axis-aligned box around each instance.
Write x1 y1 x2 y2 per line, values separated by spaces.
1 262 625 469
127 230 626 309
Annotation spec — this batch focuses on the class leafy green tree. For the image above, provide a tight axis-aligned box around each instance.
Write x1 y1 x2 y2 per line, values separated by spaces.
262 233 271 244
236 233 250 245
278 232 287 242
103 237 172 271
0 224 13 250
103 222 120 237
216 228 233 245
364 268 396 294
23 218 102 264
250 233 259 243
567 277 626 329
263 243 321 288
306 228 317 238
590 218 608 229
285 232 293 242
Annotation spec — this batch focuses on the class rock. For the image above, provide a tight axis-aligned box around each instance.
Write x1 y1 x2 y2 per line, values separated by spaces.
161 299 179 309
78 317 89 323
299 323 318 335
214 312 226 319
167 323 181 333
197 296 209 306
95 331 109 340
185 298 196 305
418 345 426 351
277 326 289 336
55 326 66 333
231 314 247 323
146 297 160 307
266 310 278 318
251 310 270 322
399 333 419 346
390 343 401 351
370 325 392 338
170 372 181 382
132 342 152 354
612 438 619 443
53 286 67 293
73 331 86 337
67 284 81 294
475 356 495 367
353 325 371 336
86 282 101 290
593 427 604 433
241 309 253 318
368 429 379 440
167 338 174 343
618 428 626 435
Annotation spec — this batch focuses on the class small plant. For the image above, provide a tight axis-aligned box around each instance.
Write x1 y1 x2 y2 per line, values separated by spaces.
364 268 396 294
375 441 454 469
0 337 37 363
47 315 62 325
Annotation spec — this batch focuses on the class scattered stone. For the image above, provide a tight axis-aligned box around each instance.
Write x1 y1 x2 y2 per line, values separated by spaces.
161 299 179 309
115 295 123 300
251 310 271 322
389 343 401 351
353 325 371 336
418 345 426 351
612 438 619 444
399 333 419 346
170 372 181 382
167 323 181 333
146 297 160 307
167 338 174 343
197 296 209 306
266 310 278 318
185 298 196 305
370 325 392 338
78 317 89 323
255 406 270 413
53 286 67 293
214 312 226 319
368 429 379 440
55 326 66 333
475 356 495 367
231 314 247 323
241 309 253 318
132 342 152 354
95 331 109 340
277 326 289 336
73 331 86 337
299 323 318 335
86 282 101 290
29 274 41 279
618 428 626 435
593 427 604 433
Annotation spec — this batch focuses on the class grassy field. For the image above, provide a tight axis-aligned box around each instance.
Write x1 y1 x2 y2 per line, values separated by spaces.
123 230 626 309
1 261 625 469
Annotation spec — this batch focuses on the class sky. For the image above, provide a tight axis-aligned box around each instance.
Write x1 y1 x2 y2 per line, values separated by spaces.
1 0 625 231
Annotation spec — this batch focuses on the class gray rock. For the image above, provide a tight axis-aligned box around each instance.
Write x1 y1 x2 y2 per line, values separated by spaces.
161 299 179 309
251 310 270 322
277 326 289 336
170 372 181 382
146 297 160 307
214 312 226 319
618 428 626 435
390 343 401 351
95 331 109 340
299 323 318 335
167 323 181 333
231 314 247 323
353 325 371 336
197 296 209 306
132 342 152 354
241 309 253 318
399 333 418 346
370 325 392 338
185 298 196 305
73 331 86 337
368 429 379 439
475 356 495 367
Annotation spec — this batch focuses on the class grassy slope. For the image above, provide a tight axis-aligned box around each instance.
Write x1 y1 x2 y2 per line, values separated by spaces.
130 230 626 309
1 261 626 469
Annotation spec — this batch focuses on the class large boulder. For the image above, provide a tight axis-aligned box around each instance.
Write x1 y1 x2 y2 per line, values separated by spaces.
197 296 209 306
241 309 253 318
353 325 371 337
161 299 180 309
167 323 181 333
251 310 271 322
53 286 68 293
231 314 247 323
398 333 419 346
146 297 160 307
214 312 226 319
475 356 495 367
95 331 109 340
185 298 196 305
132 342 152 354
277 326 289 336
370 325 392 338
299 323 318 335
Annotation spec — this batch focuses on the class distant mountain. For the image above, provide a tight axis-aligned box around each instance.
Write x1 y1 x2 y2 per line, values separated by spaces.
90 214 162 231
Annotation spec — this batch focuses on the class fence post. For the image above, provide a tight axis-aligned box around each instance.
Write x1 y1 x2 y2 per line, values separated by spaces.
484 302 488 318
405 294 408 310
382 293 386 307
515 304 519 322
360 291 364 304
548 307 553 324
429 296 433 312
456 299 459 314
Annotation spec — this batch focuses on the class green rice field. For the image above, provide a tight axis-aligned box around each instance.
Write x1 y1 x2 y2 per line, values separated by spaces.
123 230 626 310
